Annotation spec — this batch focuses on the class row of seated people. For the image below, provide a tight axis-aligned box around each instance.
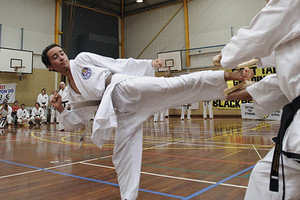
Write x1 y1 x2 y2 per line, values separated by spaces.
0 101 47 128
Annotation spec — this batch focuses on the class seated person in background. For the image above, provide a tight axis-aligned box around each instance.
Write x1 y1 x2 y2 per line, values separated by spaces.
30 102 46 125
17 104 30 126
0 102 13 128
11 101 20 124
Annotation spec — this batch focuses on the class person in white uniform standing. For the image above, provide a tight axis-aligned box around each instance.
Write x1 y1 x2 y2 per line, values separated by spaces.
42 44 252 200
153 109 166 122
17 104 30 126
181 104 191 120
30 102 46 125
49 90 58 124
37 88 49 121
213 0 300 199
202 101 213 119
58 81 69 130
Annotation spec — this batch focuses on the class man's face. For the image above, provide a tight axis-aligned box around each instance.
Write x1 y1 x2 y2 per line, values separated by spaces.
46 46 70 74
21 105 25 110
60 82 66 90
35 104 39 109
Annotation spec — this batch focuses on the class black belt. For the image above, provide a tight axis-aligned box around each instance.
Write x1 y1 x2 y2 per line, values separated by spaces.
270 95 300 199
62 101 69 107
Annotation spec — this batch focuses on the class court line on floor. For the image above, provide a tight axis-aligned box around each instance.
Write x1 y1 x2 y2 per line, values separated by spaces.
0 157 102 179
143 152 256 165
10 144 250 179
82 162 247 189
182 165 255 200
0 159 184 199
27 128 253 180
162 142 273 150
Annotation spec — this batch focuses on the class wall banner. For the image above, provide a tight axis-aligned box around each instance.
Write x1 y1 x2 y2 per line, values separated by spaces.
213 66 276 109
241 103 282 120
0 83 16 103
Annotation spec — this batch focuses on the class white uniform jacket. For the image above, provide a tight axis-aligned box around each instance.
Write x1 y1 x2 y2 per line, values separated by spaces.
37 94 49 108
59 52 154 147
17 108 29 119
31 107 45 117
220 0 300 155
58 86 69 103
0 105 12 117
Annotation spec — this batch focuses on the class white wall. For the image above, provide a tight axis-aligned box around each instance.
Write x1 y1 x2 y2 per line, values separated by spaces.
124 4 185 60
124 0 266 63
0 0 56 69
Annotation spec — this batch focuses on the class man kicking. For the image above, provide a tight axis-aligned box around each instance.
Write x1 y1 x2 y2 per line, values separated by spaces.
42 44 252 200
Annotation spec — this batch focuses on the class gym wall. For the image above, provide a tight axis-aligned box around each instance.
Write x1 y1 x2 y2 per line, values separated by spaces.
0 0 58 107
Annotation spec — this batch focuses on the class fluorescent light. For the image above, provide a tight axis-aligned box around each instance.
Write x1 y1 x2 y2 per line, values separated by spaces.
136 0 143 3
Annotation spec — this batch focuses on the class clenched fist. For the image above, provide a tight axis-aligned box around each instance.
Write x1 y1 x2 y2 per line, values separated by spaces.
50 92 65 113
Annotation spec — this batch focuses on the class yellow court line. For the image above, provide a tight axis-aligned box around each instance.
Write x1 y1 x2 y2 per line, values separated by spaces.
31 129 68 145
30 122 276 151
218 150 242 160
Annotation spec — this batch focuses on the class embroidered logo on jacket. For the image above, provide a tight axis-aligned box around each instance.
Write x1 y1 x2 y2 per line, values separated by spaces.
82 67 92 80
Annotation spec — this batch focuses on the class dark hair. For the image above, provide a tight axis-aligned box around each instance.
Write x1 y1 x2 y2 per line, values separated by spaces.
35 102 40 107
21 104 25 107
41 43 61 67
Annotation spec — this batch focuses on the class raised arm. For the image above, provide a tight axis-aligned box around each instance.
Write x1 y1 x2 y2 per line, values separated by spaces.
221 0 300 68
75 52 156 77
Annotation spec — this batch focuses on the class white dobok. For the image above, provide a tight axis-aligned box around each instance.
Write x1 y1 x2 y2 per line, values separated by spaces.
58 52 231 200
220 0 300 199
17 108 30 124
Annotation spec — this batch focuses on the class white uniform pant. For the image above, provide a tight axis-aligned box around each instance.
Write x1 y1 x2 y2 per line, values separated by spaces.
57 104 68 130
41 106 48 121
181 105 191 119
203 101 213 119
17 118 29 125
111 70 227 200
0 116 12 128
30 116 46 124
245 147 300 200
50 107 58 123
154 110 165 122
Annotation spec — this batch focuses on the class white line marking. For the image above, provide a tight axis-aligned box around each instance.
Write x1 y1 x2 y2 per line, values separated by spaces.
252 145 263 160
80 162 247 189
0 156 112 179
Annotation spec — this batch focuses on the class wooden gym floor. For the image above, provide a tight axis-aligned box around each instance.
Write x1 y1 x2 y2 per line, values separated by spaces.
0 117 279 200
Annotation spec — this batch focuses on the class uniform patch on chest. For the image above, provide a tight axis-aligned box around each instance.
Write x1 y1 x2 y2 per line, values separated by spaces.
82 67 92 80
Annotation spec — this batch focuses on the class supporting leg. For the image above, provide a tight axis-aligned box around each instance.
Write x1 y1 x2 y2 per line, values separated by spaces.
113 113 143 200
